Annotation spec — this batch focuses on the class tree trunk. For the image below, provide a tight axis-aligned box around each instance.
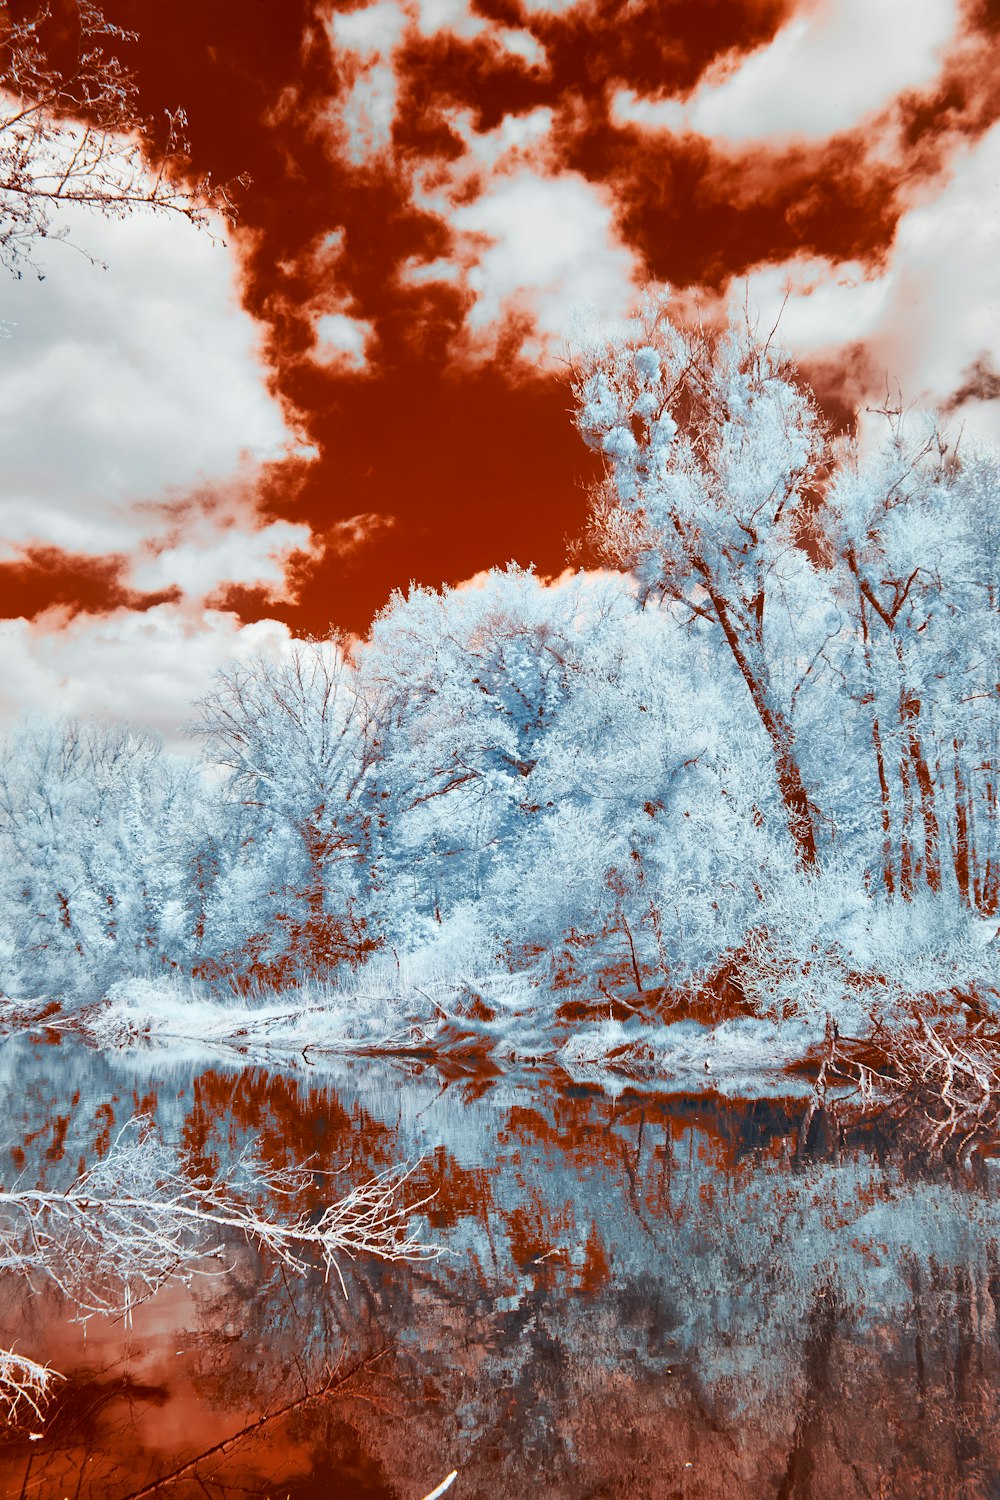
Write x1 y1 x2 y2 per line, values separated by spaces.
898 749 915 901
982 759 1000 915
857 589 894 893
953 741 971 908
904 703 941 893
701 578 818 867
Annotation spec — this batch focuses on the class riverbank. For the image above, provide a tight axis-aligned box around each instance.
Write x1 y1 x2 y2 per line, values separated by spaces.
5 967 999 1111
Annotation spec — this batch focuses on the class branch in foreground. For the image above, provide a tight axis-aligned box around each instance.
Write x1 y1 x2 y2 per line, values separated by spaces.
0 1347 63 1426
0 2 239 278
0 1120 441 1431
0 1118 441 1320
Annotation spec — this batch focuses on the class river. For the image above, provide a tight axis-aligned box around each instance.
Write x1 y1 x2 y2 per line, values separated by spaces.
1 1032 999 1498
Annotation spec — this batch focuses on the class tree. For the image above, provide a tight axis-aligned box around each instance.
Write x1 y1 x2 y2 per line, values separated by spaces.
822 411 1000 908
572 290 827 868
359 566 630 938
194 639 376 982
0 716 198 992
822 410 951 897
0 0 232 278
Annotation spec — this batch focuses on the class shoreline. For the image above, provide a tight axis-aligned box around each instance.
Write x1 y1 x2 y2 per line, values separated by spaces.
0 980 892 1100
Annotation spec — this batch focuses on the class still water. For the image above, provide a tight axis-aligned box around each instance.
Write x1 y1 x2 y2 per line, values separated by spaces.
1 1032 1000 1499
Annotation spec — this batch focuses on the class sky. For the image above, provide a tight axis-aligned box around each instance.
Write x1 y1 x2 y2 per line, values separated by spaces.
1 0 999 738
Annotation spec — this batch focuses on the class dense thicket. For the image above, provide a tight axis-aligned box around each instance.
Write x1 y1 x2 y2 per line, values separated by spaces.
3 296 999 1018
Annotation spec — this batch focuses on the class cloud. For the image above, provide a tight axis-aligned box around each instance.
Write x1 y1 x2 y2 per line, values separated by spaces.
411 0 546 61
313 311 376 369
338 62 401 164
0 607 297 749
734 119 1000 443
513 0 585 13
612 0 959 145
324 0 544 166
330 0 409 59
436 104 555 182
445 168 641 364
129 519 314 602
398 103 638 366
872 119 1000 438
739 257 891 352
0 200 295 557
326 512 397 554
0 191 323 614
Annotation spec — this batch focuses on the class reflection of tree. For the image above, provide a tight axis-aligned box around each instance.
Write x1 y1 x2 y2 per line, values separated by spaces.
8 1045 1000 1494
160 1073 1000 1497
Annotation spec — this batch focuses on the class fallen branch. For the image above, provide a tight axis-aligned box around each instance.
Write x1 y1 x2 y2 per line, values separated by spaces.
829 1018 1000 1155
0 1119 442 1314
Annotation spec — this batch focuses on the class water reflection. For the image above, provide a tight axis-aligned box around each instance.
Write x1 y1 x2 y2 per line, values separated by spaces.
2 1035 1000 1497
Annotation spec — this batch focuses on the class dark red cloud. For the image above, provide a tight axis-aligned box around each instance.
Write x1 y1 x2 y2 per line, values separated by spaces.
19 0 999 634
571 131 902 290
942 354 1000 412
0 549 179 620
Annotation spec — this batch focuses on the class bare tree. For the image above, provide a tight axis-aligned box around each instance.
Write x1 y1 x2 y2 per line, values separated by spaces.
194 638 378 980
0 0 236 278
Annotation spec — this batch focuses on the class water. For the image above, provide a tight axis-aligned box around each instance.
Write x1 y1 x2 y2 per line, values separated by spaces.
1 1032 1000 1498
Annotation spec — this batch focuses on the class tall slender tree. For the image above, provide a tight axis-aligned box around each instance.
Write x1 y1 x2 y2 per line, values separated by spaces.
573 292 826 867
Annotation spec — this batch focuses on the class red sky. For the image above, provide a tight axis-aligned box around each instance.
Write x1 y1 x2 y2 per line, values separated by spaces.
1 0 999 734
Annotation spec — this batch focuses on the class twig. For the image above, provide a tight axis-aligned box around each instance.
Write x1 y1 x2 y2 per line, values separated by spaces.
118 1352 387 1498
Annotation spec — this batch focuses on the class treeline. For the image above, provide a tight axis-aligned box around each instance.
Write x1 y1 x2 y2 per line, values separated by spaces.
2 296 999 1010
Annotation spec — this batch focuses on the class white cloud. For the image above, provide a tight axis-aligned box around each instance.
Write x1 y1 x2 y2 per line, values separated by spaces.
450 105 554 178
873 122 1000 438
0 607 297 749
314 311 375 370
613 0 957 145
514 0 582 12
493 26 546 67
0 200 294 560
338 62 400 164
447 169 641 364
330 0 408 59
129 520 312 601
739 258 892 352
400 104 637 367
325 0 545 167
404 103 555 237
398 254 464 287
732 121 1000 444
0 192 323 610
410 0 545 62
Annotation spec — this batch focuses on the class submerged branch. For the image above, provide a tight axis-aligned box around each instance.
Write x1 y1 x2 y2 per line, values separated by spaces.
118 1349 388 1499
